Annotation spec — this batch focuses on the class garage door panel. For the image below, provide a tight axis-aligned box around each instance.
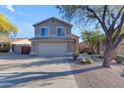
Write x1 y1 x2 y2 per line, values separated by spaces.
38 43 66 56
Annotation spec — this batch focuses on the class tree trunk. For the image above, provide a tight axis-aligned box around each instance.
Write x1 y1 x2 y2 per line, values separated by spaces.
103 47 111 68
102 44 117 68
90 45 95 54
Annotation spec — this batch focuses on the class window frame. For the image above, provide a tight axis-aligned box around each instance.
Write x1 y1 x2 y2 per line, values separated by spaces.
56 26 66 36
40 27 49 37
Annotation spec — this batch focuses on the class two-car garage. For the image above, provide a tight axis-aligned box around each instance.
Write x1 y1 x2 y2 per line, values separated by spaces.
37 42 67 56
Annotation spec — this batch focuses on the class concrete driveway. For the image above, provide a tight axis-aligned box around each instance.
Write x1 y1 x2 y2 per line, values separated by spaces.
0 53 77 88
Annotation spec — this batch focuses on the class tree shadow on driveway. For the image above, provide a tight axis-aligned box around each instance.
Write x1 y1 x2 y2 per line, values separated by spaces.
0 66 103 88
0 53 33 60
0 57 69 71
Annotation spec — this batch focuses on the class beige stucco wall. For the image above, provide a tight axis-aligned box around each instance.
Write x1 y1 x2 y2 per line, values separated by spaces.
72 35 79 52
34 19 72 37
67 42 73 52
30 41 37 55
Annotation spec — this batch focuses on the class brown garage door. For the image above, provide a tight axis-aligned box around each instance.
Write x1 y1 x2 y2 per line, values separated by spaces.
21 46 31 54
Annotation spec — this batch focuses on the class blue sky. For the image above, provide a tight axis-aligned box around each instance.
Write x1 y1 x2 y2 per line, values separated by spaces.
0 5 81 40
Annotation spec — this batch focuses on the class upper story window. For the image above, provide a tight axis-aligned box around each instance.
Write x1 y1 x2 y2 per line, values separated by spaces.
41 27 48 36
56 27 65 36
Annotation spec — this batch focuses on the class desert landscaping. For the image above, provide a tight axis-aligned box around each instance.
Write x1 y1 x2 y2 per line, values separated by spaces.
69 54 124 88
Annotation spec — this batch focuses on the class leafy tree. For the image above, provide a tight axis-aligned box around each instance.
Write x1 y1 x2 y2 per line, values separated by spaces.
81 30 105 54
0 13 18 52
0 13 18 36
57 5 124 68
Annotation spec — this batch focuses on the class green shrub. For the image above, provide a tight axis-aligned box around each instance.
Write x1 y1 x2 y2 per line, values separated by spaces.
0 43 10 52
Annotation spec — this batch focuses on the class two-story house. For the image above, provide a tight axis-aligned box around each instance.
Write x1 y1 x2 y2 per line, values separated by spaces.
30 17 79 56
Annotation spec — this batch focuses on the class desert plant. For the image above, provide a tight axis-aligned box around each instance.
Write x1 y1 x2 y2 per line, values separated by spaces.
87 59 94 64
80 59 87 64
80 59 94 64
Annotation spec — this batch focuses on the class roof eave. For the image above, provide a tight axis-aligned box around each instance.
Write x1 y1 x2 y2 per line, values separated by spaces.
72 34 80 38
33 17 73 27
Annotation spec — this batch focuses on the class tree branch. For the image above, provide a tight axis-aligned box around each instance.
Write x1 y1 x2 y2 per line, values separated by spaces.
114 32 124 49
111 6 124 29
111 13 116 20
115 6 124 20
84 6 115 44
106 19 111 26
110 6 124 34
113 12 124 43
114 24 120 31
85 6 108 32
102 5 108 25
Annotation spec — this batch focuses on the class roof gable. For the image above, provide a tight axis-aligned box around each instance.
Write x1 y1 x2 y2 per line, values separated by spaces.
33 17 73 27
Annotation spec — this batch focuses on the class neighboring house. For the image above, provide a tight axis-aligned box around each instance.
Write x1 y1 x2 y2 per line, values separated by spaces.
79 41 106 54
79 42 89 53
11 38 31 54
116 41 124 55
29 17 79 56
11 38 31 45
